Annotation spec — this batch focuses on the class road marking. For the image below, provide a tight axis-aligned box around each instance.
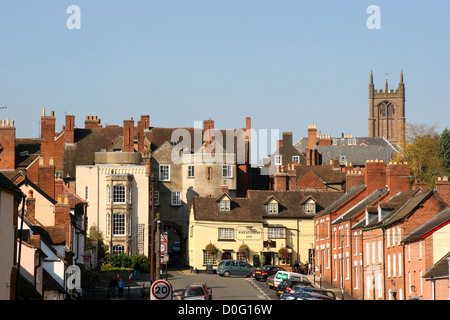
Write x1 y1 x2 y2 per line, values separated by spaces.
247 278 272 300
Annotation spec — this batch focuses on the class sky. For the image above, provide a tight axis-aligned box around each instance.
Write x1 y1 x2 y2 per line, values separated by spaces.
0 1 449 154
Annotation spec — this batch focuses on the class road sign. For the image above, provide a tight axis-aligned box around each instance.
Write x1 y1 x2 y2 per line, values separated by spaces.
161 253 168 264
150 280 172 300
161 232 167 243
161 243 167 254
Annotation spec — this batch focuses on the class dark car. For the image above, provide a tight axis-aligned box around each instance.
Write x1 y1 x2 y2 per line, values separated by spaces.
254 266 286 282
181 283 213 300
276 280 314 296
297 292 335 300
280 286 336 300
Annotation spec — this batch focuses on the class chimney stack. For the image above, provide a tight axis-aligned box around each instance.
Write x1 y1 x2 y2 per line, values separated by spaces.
123 118 135 152
436 176 450 205
364 160 387 196
26 190 36 224
346 170 364 192
203 119 215 147
387 162 411 195
0 118 16 170
84 115 102 129
140 115 150 130
307 124 317 150
65 114 75 144
41 108 56 163
274 166 289 191
38 157 55 200
137 120 145 153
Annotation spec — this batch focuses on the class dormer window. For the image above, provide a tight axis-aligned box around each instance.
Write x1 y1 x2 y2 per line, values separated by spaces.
265 199 279 214
303 198 316 214
219 199 230 211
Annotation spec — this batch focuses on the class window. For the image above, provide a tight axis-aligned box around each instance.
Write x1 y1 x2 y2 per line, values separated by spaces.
106 214 110 236
112 212 126 236
303 199 316 214
107 185 111 204
275 155 282 165
203 250 217 265
150 191 159 206
171 191 181 206
112 245 125 255
266 202 278 214
219 199 230 211
222 165 233 178
159 164 170 181
268 227 285 239
85 186 89 201
128 186 132 203
113 185 126 203
218 228 234 240
188 165 195 178
292 156 300 163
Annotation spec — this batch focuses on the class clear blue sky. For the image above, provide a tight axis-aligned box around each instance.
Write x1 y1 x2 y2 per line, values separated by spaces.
1 1 449 147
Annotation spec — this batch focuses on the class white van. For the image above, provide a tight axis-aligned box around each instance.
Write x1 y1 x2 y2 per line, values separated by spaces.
273 271 310 288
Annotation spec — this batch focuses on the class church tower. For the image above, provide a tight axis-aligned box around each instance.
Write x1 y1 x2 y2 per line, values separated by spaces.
368 71 405 145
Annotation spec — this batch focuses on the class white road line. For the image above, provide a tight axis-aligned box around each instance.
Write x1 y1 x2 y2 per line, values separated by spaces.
247 278 272 300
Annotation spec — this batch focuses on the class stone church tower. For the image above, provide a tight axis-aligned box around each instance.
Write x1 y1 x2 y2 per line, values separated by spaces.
368 71 405 145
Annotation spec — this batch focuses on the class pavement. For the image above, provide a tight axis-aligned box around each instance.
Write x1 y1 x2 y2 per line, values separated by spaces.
82 267 356 300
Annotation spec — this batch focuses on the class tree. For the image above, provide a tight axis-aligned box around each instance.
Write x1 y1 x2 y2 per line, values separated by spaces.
87 224 106 264
393 123 446 189
439 127 450 173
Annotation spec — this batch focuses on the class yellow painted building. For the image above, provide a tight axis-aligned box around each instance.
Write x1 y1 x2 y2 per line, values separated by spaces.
188 190 343 271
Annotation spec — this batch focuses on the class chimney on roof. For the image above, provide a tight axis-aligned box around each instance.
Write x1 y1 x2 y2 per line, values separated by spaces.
274 166 289 191
84 115 102 129
41 109 56 164
0 117 16 170
38 157 55 200
246 117 251 142
140 115 150 130
364 160 387 196
123 118 135 152
307 124 317 150
346 170 364 192
203 119 215 147
436 176 450 205
65 114 75 144
54 195 71 245
387 162 411 195
137 120 145 153
26 190 36 224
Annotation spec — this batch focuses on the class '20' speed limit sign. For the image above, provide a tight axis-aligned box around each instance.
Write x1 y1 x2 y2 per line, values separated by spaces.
150 280 172 300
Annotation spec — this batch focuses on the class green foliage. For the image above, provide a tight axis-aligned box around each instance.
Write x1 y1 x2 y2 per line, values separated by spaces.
393 123 447 188
439 127 450 172
102 254 150 273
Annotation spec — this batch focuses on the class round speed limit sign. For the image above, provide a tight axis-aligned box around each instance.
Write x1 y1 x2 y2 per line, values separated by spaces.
150 280 172 300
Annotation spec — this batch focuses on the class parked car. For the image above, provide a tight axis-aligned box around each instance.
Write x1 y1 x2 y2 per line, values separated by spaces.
273 271 311 289
254 266 286 282
276 280 314 296
217 260 255 277
267 275 275 289
297 292 335 300
181 283 213 300
280 286 336 300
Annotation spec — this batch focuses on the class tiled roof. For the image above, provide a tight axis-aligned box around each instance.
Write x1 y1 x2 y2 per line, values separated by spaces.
423 251 450 279
192 190 344 222
315 184 366 218
403 207 450 243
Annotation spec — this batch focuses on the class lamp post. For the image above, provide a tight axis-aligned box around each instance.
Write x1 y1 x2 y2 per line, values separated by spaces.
149 172 155 283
